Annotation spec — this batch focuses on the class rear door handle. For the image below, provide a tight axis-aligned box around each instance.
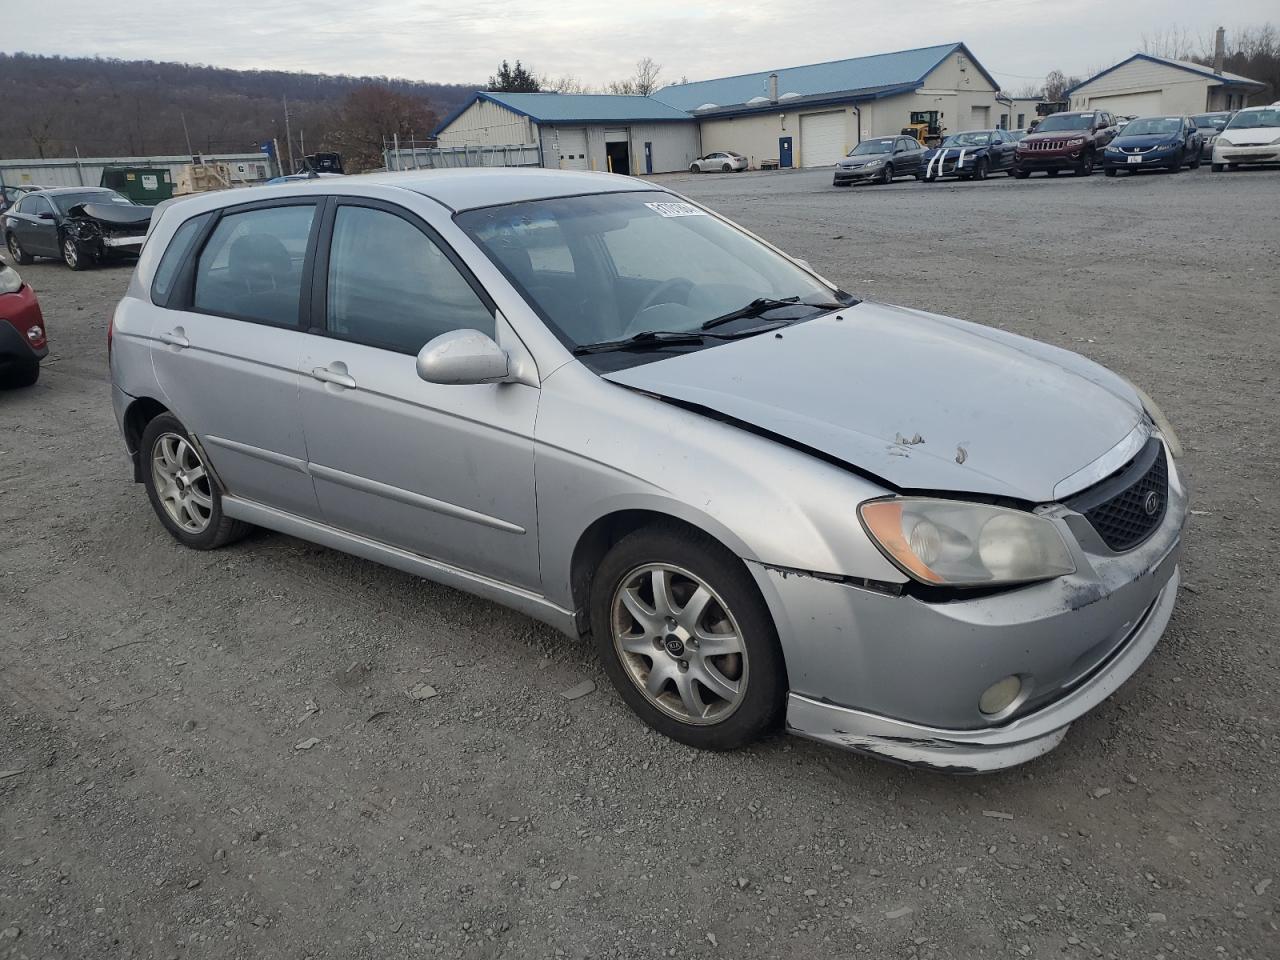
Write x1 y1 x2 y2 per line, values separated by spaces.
158 329 189 348
311 364 357 389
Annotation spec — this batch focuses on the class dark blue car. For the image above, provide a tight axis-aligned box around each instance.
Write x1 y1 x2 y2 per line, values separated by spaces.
919 129 1019 182
1102 116 1204 175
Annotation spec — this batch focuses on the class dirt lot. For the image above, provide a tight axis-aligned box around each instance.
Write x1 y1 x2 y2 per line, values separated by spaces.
2 167 1278 960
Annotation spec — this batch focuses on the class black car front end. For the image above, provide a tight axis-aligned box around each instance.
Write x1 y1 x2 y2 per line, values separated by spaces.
64 202 153 261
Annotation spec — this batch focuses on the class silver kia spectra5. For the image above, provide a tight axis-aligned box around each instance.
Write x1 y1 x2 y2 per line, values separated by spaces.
109 169 1186 772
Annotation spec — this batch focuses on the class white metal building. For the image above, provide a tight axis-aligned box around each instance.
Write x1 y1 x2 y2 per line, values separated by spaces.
434 92 699 175
1066 55 1266 116
652 43 1007 169
0 153 272 190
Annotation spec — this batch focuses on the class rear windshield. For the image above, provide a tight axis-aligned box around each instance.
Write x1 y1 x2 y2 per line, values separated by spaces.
1192 113 1230 128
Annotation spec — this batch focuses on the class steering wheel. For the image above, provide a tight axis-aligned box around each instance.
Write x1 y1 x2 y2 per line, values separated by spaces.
634 277 694 318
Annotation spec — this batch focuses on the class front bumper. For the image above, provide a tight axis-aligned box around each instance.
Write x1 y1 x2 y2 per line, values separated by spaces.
1103 147 1179 170
103 234 147 251
1213 141 1280 165
1015 150 1084 171
0 285 48 367
751 444 1186 772
833 166 883 183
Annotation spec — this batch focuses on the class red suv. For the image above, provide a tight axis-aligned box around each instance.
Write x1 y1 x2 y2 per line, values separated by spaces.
0 262 47 387
1014 111 1118 177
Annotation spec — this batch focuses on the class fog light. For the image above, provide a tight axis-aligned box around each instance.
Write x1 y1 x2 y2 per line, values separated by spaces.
979 675 1023 715
27 325 43 342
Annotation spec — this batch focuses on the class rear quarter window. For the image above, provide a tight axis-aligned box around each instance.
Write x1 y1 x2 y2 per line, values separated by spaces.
151 213 213 306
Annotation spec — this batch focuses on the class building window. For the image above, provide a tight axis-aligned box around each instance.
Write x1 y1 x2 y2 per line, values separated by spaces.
1017 113 1026 128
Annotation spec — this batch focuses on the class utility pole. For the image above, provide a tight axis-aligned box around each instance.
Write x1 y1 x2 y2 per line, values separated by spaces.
181 111 194 158
299 128 306 165
283 96 296 174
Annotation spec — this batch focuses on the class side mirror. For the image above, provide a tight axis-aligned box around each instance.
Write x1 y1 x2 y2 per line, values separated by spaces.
416 329 511 385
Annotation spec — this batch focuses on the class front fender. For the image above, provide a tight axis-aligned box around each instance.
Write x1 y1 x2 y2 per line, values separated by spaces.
534 363 906 610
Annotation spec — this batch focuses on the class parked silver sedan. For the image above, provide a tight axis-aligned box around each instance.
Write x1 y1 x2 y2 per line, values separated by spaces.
110 169 1186 772
690 151 749 173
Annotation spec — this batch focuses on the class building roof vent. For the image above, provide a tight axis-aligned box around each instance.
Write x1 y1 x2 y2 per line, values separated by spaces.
779 91 801 101
694 102 720 112
746 95 770 105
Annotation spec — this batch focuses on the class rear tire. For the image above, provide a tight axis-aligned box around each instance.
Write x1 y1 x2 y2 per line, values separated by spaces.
2 362 40 388
6 232 33 265
590 524 786 751
140 412 250 550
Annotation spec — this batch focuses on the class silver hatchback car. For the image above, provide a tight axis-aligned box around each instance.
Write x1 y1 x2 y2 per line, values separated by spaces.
110 169 1185 772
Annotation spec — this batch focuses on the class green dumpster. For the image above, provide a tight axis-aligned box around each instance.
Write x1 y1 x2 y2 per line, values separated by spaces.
100 167 175 205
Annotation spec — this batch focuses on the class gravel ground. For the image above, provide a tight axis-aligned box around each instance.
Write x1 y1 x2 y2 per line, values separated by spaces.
2 166 1278 959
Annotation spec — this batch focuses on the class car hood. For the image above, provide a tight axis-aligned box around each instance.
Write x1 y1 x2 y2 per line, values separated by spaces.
1217 129 1280 146
922 145 987 158
1111 134 1181 149
602 302 1144 502
67 202 152 226
1021 131 1088 143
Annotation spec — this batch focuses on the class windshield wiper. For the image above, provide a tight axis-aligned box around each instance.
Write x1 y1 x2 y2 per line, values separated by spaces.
701 295 845 331
572 330 707 356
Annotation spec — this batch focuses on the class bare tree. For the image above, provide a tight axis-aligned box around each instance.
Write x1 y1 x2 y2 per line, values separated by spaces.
1014 81 1044 98
1042 70 1081 102
543 74 593 94
1138 27 1210 61
328 84 439 172
608 57 663 96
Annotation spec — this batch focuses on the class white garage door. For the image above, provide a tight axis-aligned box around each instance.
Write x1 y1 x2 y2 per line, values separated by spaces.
800 111 846 167
1088 91 1163 117
556 128 589 170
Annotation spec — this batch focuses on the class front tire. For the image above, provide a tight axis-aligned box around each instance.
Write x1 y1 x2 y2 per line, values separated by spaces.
6 232 33 265
1074 152 1094 176
689 163 699 173
1014 168 1031 179
140 413 250 550
2 362 39 388
1166 150 1183 173
590 525 786 750
973 158 989 181
1104 167 1117 177
62 236 93 270
1211 163 1224 172
879 163 893 185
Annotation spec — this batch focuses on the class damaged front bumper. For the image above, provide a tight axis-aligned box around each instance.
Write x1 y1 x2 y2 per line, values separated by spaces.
750 444 1186 773
785 566 1178 772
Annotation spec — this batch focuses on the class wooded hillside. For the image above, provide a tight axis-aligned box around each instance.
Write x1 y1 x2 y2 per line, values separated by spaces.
0 53 478 161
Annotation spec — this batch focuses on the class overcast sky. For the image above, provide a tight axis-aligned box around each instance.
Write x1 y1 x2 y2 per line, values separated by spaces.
4 1 1273 91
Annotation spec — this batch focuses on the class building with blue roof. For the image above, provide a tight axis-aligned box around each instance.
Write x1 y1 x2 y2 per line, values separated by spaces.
435 43 1009 172
1064 54 1266 117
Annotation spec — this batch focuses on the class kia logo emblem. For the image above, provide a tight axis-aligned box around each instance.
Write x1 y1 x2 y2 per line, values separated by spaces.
1143 491 1162 517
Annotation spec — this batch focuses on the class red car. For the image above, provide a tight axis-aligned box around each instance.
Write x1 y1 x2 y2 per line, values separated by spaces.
0 261 47 387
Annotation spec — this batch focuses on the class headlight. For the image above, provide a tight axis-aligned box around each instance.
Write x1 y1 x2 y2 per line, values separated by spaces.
1125 382 1183 459
859 498 1076 587
865 159 884 167
0 264 22 295
1067 137 1085 145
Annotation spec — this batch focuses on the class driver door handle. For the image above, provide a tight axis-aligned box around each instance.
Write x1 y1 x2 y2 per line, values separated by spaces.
158 329 189 349
311 364 357 389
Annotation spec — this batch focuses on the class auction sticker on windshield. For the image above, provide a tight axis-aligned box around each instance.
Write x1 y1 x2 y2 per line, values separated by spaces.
645 201 707 218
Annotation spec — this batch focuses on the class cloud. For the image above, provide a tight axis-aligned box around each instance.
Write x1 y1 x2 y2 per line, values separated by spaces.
5 0 1276 88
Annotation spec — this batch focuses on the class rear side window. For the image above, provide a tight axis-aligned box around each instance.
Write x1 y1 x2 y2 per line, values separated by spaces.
151 213 211 305
324 204 494 354
194 204 315 327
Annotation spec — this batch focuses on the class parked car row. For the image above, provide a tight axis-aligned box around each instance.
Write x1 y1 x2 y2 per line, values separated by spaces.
831 105 1280 187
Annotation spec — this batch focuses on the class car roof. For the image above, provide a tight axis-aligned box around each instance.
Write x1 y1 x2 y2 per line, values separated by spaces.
351 168 662 212
27 186 116 196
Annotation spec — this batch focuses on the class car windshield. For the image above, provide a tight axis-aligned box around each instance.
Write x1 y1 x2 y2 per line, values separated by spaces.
457 191 846 351
940 132 991 148
50 190 132 213
1035 113 1093 132
849 139 894 155
1225 108 1280 129
1192 113 1230 128
1120 118 1182 136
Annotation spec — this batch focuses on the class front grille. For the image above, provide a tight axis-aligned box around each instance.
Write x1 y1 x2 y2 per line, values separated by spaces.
1067 438 1168 551
1022 139 1075 151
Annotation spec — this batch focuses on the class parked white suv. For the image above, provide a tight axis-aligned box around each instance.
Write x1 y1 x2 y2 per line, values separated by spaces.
1211 103 1280 171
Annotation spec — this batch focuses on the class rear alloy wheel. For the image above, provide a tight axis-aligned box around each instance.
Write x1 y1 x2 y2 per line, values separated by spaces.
6 232 33 265
62 236 93 271
879 163 893 184
591 526 785 750
141 412 250 550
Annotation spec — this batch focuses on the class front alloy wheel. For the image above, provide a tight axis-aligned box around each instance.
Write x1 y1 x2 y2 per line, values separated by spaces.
612 563 748 725
62 237 92 270
591 525 785 749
